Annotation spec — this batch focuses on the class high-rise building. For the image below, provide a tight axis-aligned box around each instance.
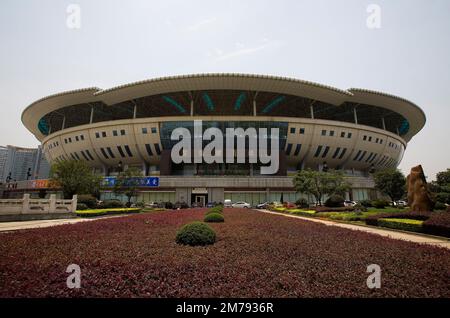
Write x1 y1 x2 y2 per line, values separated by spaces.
0 145 50 183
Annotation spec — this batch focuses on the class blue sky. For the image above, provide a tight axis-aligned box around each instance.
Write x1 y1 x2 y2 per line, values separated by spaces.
0 0 449 179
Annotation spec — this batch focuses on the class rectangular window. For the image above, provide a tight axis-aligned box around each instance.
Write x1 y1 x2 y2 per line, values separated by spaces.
322 146 330 158
294 144 302 156
80 135 84 141
74 152 81 160
154 143 161 155
370 154 378 163
353 150 362 161
338 148 347 159
85 150 95 161
380 139 383 144
363 135 367 141
117 146 126 158
340 131 345 138
151 127 157 134
68 137 72 143
321 130 326 136
100 148 109 159
113 130 118 136
358 151 367 161
299 128 305 134
145 144 153 156
120 129 126 136
107 147 115 158
347 132 352 138
368 136 372 142
95 132 100 138
124 145 133 157
70 153 76 160
329 131 334 137
64 138 68 143
80 150 89 161
332 147 341 159
290 127 296 134
286 143 293 155
102 132 106 138
314 145 323 157
75 136 79 142
142 127 148 134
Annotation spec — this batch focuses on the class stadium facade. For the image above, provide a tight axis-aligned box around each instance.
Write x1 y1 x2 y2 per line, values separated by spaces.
21 74 426 206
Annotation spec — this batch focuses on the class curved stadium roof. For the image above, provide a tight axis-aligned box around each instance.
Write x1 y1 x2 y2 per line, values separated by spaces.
22 73 426 142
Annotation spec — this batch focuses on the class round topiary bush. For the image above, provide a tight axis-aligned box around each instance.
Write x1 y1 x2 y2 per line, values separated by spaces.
204 212 225 223
175 222 216 246
325 195 345 207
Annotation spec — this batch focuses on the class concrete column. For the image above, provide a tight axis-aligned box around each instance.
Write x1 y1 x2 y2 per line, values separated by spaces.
310 104 314 119
353 108 358 124
381 117 386 130
49 194 56 213
133 103 137 119
142 162 148 176
190 99 194 116
253 99 257 116
71 194 78 213
61 116 66 130
22 193 30 214
89 105 94 124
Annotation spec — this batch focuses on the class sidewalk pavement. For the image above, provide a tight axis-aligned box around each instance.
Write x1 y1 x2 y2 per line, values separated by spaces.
256 209 450 249
0 215 122 232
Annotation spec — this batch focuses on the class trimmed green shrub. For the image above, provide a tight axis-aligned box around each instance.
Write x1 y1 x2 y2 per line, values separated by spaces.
360 200 373 208
175 222 216 246
207 205 224 214
76 203 88 210
353 203 368 212
77 194 97 208
324 195 345 208
76 208 141 217
295 198 309 208
377 218 423 233
98 200 124 209
372 200 390 209
434 202 446 211
204 212 225 223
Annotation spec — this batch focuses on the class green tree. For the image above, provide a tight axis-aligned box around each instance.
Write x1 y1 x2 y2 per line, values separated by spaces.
293 168 350 205
50 160 102 199
429 169 450 204
373 168 406 205
113 167 143 207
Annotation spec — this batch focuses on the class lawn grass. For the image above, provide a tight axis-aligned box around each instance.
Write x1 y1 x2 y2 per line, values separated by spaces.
0 208 449 297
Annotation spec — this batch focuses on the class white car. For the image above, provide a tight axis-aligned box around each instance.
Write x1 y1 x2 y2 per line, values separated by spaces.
344 200 358 207
232 202 251 208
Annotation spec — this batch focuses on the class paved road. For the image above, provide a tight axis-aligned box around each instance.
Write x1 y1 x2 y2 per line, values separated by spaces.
257 209 450 249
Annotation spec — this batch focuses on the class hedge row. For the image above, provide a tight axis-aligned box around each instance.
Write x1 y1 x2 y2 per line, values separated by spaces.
76 208 141 217
204 205 224 222
365 211 450 238
377 218 423 233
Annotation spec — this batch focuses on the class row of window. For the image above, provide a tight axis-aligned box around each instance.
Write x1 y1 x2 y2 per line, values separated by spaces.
289 127 306 134
312 145 348 160
352 150 378 164
321 129 353 139
98 143 162 160
64 134 85 144
48 141 59 149
95 127 158 139
362 135 383 144
388 142 399 150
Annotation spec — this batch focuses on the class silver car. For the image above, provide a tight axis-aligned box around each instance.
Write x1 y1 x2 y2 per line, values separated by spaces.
232 202 251 208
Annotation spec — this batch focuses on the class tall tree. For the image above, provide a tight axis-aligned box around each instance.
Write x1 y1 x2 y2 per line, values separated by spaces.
430 168 450 204
373 168 406 204
293 168 350 205
50 160 102 199
113 167 143 207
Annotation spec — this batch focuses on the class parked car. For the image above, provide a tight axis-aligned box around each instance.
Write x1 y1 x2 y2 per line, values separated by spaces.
232 202 251 208
394 200 408 207
224 199 232 208
256 202 270 209
206 202 215 208
145 201 159 208
344 200 358 207
283 202 296 208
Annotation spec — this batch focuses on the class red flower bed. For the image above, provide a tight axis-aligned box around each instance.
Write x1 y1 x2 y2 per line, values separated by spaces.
0 208 449 297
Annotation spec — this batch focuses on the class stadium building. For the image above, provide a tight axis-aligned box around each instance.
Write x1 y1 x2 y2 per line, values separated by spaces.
21 74 425 205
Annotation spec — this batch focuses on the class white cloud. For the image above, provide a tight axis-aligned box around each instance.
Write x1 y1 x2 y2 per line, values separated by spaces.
214 40 282 61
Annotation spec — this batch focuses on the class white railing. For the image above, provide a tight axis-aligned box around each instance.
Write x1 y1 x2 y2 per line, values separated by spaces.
0 194 77 216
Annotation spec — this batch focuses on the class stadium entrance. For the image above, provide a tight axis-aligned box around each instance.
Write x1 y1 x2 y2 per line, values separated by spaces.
191 187 208 207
